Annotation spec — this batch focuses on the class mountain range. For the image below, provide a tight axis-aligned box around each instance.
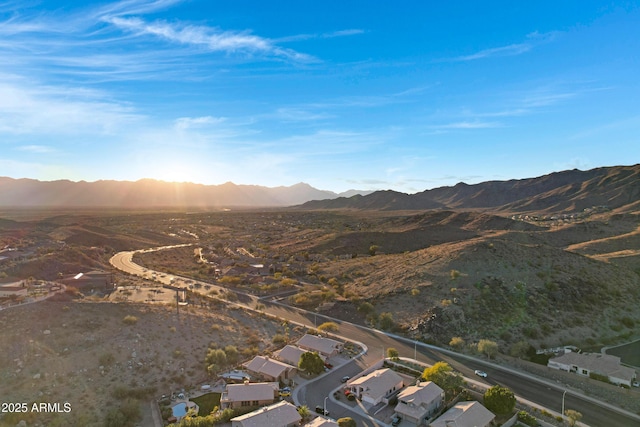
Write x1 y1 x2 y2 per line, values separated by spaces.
0 164 638 212
299 164 640 214
0 178 371 208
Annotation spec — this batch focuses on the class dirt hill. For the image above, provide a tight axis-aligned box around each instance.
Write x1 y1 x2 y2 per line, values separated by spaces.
299 164 640 214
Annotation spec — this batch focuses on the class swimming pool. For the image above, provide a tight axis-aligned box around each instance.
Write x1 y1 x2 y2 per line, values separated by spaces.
172 402 188 418
172 401 198 420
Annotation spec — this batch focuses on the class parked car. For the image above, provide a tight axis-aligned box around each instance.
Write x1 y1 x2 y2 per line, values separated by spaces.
391 415 402 426
324 362 333 369
474 370 488 378
279 387 291 397
632 381 639 388
341 376 350 383
315 406 329 416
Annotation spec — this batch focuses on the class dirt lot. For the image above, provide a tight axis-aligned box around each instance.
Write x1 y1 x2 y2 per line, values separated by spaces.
0 293 284 427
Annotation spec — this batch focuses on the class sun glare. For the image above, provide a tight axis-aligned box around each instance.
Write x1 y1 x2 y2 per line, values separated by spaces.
152 162 203 184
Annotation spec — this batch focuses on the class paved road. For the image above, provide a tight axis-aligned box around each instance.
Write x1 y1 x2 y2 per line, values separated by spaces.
110 248 640 427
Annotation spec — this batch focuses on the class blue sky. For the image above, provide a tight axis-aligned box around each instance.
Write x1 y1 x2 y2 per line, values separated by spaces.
1 0 638 193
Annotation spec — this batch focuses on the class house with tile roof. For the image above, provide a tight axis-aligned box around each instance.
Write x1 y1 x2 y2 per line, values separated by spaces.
430 401 495 427
548 351 637 387
394 381 444 425
297 334 342 359
220 381 278 409
274 345 306 367
348 368 404 406
244 356 297 383
231 401 301 427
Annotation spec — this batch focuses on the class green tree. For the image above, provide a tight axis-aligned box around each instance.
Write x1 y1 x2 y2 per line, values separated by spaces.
483 385 516 415
478 339 499 359
565 409 582 427
357 302 375 315
449 337 465 350
337 417 357 427
387 347 399 360
224 345 239 365
298 351 325 375
509 340 530 358
297 405 311 421
421 361 463 398
369 245 379 256
206 348 227 367
378 312 394 330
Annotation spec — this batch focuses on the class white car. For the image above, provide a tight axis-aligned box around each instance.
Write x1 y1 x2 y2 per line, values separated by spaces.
474 370 488 378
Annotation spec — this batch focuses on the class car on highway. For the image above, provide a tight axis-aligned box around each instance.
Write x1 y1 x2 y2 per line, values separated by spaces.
315 406 329 416
474 370 488 378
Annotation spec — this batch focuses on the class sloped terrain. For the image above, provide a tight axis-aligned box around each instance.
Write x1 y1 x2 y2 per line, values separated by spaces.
299 164 640 214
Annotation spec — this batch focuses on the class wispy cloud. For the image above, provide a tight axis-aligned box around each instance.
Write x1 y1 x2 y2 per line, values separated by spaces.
102 16 317 62
275 108 333 122
274 28 364 43
0 77 141 135
445 31 559 62
174 116 226 130
456 43 532 61
16 145 56 154
429 120 502 130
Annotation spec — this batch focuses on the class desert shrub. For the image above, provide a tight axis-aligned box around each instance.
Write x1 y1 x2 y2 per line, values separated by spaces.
318 322 339 332
357 302 375 315
589 372 609 383
619 316 635 328
517 411 538 426
272 334 287 345
449 337 465 350
378 312 394 330
450 269 461 279
122 315 138 325
99 352 116 366
387 348 399 359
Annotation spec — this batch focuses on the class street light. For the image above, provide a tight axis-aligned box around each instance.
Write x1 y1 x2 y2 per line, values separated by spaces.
324 396 328 416
562 390 567 420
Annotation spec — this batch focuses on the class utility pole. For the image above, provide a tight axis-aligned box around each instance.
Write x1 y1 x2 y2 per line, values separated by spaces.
562 390 567 420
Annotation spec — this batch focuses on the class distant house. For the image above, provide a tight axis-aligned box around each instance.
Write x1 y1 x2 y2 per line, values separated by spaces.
244 356 297 383
231 401 301 427
61 270 114 291
304 417 339 427
297 334 342 359
220 381 278 409
394 381 445 425
0 284 28 298
430 401 495 427
274 345 306 367
548 351 637 386
349 368 404 406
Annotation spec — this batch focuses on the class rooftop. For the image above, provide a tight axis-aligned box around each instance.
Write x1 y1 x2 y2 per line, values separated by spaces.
231 400 301 427
430 401 495 427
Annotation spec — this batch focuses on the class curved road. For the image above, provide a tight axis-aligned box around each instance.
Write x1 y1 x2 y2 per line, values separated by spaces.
110 248 640 427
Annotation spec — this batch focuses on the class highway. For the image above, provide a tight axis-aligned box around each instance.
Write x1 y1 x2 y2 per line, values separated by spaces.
110 248 640 427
